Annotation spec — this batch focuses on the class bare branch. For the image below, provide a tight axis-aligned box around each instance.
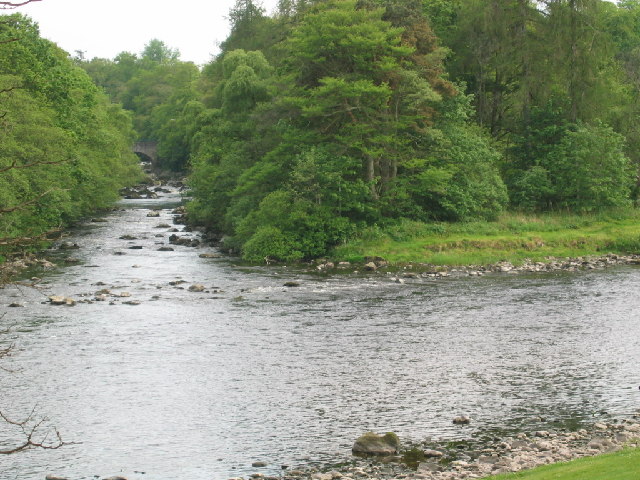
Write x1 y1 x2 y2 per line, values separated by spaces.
0 407 70 455
0 1 42 9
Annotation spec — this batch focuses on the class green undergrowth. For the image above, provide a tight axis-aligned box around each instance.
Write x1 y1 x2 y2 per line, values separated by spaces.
486 447 640 479
332 209 640 266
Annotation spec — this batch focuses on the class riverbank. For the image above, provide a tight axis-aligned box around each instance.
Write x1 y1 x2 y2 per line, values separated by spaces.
330 210 640 268
242 416 640 480
0 177 184 285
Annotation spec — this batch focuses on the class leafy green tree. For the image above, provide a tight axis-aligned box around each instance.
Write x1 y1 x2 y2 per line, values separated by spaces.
0 14 141 251
550 123 633 210
220 0 277 53
141 38 180 65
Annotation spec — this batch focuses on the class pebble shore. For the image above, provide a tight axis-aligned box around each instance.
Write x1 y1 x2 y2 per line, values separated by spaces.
312 252 640 278
232 416 640 480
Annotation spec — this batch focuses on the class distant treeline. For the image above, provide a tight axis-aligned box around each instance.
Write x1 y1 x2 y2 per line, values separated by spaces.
73 1 640 261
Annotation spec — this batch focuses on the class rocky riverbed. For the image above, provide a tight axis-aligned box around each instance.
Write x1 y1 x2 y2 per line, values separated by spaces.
40 416 640 480
226 416 640 480
310 253 640 280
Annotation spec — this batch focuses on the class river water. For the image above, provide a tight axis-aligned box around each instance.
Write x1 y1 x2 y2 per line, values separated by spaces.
1 187 639 480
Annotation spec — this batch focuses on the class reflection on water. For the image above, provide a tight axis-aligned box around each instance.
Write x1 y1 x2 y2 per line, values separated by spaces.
1 189 640 479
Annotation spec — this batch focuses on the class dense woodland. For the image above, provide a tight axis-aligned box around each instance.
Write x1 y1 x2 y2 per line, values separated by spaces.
0 12 141 259
5 0 640 263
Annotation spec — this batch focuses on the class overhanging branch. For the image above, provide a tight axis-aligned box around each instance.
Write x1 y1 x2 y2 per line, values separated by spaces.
0 1 42 9
0 407 70 454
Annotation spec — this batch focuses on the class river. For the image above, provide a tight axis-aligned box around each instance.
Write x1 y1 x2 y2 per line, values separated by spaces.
1 186 639 480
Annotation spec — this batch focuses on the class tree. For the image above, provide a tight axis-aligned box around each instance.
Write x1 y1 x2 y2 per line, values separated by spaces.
220 0 276 53
140 38 180 65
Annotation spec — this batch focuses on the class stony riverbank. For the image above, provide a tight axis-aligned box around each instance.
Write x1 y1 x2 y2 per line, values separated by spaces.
230 416 640 480
309 252 640 279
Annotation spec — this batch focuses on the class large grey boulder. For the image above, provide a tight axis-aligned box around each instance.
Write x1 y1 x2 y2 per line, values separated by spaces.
352 432 400 456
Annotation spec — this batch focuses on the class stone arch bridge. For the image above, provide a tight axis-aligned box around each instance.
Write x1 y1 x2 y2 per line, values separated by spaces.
132 141 158 166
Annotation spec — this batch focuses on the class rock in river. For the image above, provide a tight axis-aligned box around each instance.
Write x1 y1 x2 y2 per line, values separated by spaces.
352 432 400 455
453 415 471 425
48 296 76 306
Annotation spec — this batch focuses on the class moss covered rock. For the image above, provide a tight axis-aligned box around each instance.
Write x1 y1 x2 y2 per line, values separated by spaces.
352 432 400 456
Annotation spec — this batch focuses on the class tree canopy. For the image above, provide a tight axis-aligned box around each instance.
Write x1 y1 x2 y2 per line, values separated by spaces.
56 0 640 261
0 13 141 254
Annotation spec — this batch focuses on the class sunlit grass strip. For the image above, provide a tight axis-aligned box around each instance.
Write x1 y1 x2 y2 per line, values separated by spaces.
485 447 640 480
332 210 640 265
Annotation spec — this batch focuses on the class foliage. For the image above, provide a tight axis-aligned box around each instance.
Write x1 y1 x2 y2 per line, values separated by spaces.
509 121 633 210
0 14 141 252
80 39 199 171
72 0 640 263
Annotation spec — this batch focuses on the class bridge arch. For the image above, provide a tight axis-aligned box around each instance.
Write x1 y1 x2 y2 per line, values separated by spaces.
133 141 158 166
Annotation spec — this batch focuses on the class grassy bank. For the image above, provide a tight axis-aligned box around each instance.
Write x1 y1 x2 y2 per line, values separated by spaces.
487 447 640 479
332 209 640 266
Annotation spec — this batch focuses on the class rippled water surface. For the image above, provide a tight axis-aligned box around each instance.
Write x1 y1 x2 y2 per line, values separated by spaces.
1 189 640 480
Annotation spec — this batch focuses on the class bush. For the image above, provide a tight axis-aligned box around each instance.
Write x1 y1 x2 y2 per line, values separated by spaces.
242 226 303 263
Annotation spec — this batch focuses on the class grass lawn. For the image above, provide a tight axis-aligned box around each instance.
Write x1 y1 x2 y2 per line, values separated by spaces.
332 209 640 266
486 448 640 479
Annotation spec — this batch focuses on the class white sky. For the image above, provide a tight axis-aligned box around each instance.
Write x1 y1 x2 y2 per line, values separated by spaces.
16 0 280 66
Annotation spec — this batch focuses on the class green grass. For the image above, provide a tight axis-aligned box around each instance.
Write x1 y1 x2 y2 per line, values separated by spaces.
486 448 640 479
332 209 640 266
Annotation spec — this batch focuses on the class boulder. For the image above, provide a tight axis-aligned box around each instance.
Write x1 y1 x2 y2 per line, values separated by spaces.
423 449 444 458
352 432 400 456
48 296 76 306
199 253 221 259
189 284 206 292
453 415 471 425
364 262 378 271
169 234 200 247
